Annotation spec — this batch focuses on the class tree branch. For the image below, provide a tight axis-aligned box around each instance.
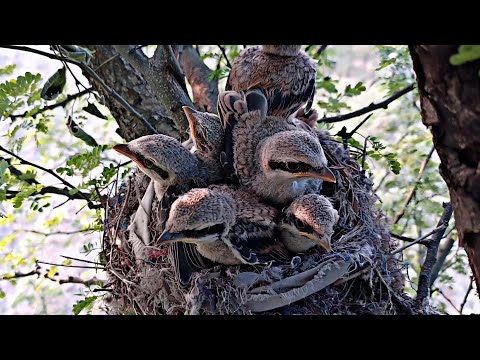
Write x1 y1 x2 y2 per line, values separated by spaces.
1 45 158 135
319 83 415 123
416 202 453 307
0 145 100 208
114 45 193 139
1 154 99 207
316 45 328 56
177 45 219 113
391 224 446 255
429 231 456 287
460 276 474 314
9 88 92 120
1 266 105 287
217 45 232 69
20 229 94 236
393 145 435 224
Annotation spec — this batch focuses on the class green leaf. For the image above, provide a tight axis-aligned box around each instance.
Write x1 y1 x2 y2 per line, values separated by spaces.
40 67 67 100
0 289 5 299
68 188 79 195
47 266 58 278
67 117 99 147
450 45 480 66
72 296 97 315
83 103 108 120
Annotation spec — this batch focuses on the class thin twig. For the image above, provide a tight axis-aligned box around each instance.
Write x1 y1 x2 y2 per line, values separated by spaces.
391 225 446 255
316 45 328 56
429 231 456 287
0 145 94 206
319 83 415 123
373 171 390 192
60 255 103 265
1 155 98 207
36 260 105 270
217 45 232 68
1 267 105 287
0 45 158 135
393 146 435 224
20 229 94 236
416 202 453 306
435 288 460 313
9 88 92 120
460 276 474 314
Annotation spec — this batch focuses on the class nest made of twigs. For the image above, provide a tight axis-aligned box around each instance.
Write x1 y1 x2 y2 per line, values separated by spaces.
98 131 436 315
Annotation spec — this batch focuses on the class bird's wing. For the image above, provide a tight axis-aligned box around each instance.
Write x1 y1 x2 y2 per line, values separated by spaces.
227 220 291 264
217 91 247 185
170 242 213 288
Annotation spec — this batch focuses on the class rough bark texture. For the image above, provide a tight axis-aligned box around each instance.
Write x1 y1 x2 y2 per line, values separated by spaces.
177 45 219 113
81 45 179 141
114 45 193 141
409 45 480 294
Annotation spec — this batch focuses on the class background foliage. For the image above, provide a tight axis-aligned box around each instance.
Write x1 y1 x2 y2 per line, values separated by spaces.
0 45 477 314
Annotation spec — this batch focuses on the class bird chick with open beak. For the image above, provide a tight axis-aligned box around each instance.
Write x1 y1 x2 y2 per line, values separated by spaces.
226 45 317 119
158 186 291 266
279 194 339 253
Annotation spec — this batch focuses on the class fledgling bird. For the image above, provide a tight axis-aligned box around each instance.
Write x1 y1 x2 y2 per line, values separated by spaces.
226 45 317 118
182 106 224 180
158 186 291 265
279 194 339 253
112 134 221 286
218 90 336 204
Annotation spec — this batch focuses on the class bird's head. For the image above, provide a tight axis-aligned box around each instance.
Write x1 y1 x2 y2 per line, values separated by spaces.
280 194 339 252
260 130 337 184
182 106 224 157
158 187 236 246
112 134 197 185
261 45 302 57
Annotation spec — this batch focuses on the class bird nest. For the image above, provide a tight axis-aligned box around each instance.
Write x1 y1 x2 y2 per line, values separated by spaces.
99 131 431 315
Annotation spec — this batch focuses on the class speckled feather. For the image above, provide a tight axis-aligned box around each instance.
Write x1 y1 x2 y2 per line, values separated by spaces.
226 45 317 117
165 186 290 265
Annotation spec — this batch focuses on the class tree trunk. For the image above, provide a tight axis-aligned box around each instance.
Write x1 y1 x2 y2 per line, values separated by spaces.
409 45 480 294
81 45 179 141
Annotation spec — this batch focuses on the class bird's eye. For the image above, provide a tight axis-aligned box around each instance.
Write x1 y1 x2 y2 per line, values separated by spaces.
144 159 155 169
286 162 300 172
294 218 307 231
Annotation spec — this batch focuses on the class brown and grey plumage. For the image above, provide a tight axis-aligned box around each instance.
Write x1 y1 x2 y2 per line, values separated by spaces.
159 186 291 265
226 45 317 118
112 134 220 286
218 90 336 204
182 106 224 180
279 194 339 253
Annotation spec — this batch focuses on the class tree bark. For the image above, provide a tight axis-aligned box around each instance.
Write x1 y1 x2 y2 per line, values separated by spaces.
81 45 179 141
409 45 480 294
176 45 219 113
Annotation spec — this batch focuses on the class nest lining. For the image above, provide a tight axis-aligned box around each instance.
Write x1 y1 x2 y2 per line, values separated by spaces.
99 132 438 315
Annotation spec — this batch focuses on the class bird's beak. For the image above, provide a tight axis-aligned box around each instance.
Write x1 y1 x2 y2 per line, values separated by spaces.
295 167 336 183
159 230 184 243
113 144 134 158
299 231 332 252
182 106 199 141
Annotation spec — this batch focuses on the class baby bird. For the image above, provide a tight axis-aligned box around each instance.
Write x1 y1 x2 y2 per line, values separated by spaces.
182 106 224 180
226 45 317 118
113 134 220 286
112 134 221 196
218 90 336 204
159 186 291 265
279 194 339 253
